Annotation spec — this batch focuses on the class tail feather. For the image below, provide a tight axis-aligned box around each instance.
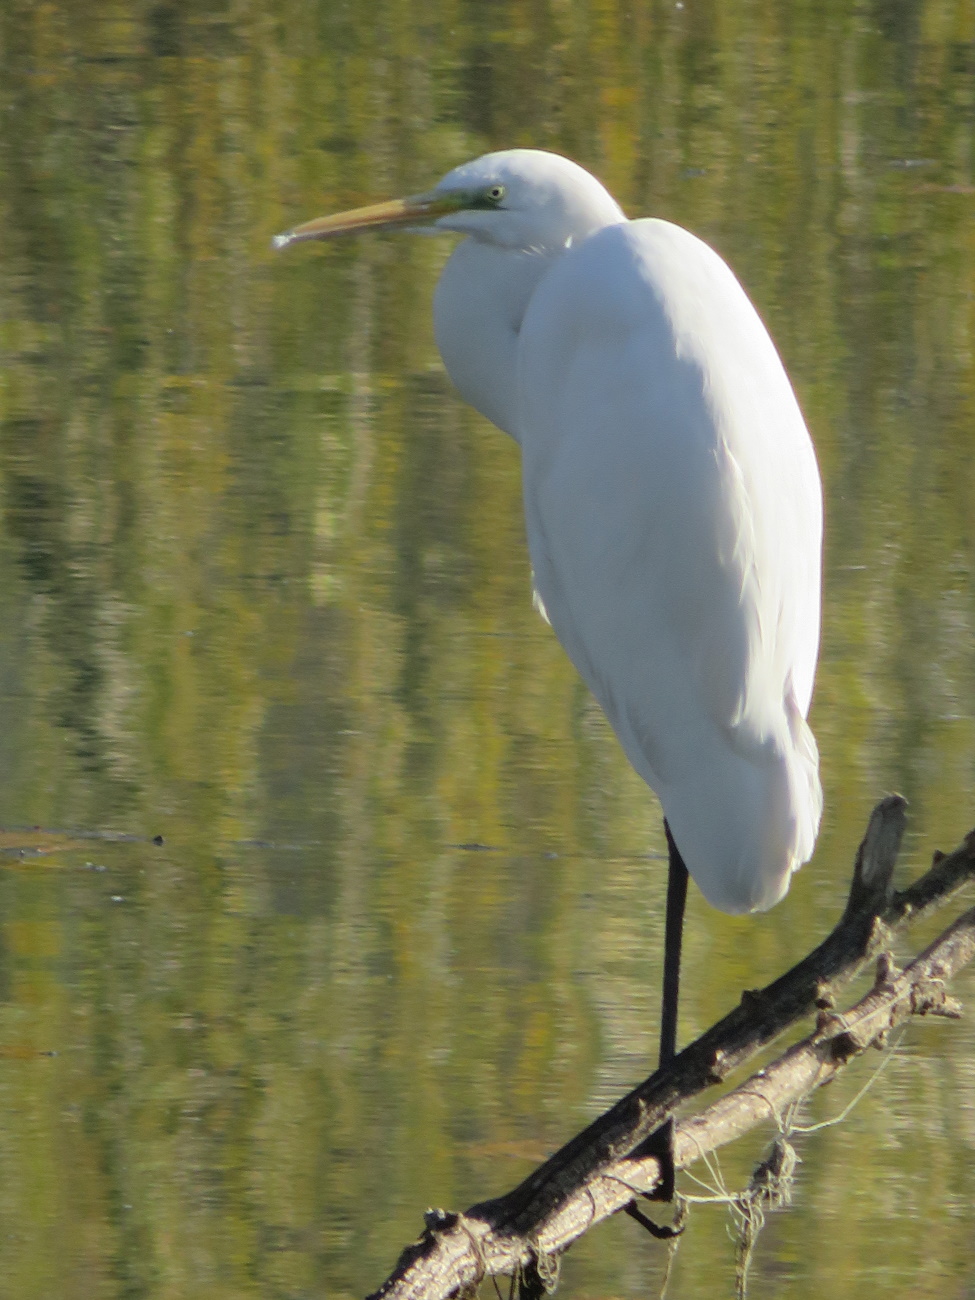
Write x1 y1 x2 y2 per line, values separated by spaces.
665 696 822 916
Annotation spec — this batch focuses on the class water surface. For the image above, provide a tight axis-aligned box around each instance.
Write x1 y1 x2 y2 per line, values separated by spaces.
1 3 974 1297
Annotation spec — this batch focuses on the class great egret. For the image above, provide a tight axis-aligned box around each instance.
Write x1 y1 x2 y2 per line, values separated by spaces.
275 149 823 1074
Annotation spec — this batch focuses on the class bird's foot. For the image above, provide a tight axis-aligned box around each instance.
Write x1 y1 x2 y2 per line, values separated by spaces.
624 1200 683 1240
622 1117 683 1238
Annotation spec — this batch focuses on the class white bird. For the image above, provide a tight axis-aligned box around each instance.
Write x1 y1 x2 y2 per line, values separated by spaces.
274 149 823 1070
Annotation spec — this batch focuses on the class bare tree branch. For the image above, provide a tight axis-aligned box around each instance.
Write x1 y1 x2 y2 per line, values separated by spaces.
367 798 975 1300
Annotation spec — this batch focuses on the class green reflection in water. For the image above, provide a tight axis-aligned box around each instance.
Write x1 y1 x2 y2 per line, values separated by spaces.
0 2 974 1298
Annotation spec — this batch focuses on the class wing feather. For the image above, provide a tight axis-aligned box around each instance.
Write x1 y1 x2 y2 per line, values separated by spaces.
516 219 823 913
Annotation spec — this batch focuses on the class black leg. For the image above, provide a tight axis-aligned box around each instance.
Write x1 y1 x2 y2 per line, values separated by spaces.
659 820 689 1069
625 823 689 1231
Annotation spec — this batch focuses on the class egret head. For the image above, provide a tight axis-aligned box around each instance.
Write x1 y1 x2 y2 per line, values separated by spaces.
273 149 625 255
425 150 625 250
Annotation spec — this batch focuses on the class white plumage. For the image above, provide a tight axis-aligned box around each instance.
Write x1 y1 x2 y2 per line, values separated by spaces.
275 147 824 918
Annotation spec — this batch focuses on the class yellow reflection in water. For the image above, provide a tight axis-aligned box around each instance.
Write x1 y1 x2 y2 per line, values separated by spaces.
0 2 973 1298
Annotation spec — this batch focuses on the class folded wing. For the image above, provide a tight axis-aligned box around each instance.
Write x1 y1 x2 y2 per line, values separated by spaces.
517 219 823 914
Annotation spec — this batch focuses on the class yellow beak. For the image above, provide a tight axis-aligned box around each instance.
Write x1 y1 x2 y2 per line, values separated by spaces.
272 191 459 250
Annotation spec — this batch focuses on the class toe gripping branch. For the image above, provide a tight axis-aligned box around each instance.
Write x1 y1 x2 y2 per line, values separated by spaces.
622 1118 683 1240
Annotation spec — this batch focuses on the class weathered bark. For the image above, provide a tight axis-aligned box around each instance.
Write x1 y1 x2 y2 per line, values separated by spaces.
368 798 975 1300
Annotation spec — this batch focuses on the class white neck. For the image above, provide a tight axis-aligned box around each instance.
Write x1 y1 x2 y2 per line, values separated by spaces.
433 240 557 442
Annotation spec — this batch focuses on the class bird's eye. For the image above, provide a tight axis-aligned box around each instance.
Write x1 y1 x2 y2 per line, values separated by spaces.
487 184 506 203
